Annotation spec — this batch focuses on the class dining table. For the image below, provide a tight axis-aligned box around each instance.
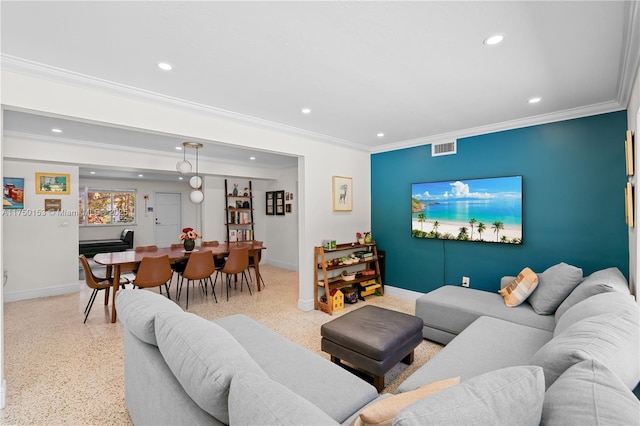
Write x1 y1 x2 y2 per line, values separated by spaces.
93 241 266 323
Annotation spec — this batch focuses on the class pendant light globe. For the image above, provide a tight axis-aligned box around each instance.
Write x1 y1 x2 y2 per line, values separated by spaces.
190 190 204 204
176 160 192 175
189 175 202 189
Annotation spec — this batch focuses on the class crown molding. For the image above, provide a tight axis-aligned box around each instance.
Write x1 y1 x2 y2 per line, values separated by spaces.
617 0 640 107
372 100 625 154
1 55 370 152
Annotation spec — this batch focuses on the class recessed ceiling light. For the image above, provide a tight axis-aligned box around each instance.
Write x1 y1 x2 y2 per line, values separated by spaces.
175 146 182 150
138 174 144 178
51 128 62 133
158 62 173 71
178 176 183 180
528 97 542 104
483 34 505 46
249 156 256 160
301 108 312 114
377 133 385 138
90 171 96 175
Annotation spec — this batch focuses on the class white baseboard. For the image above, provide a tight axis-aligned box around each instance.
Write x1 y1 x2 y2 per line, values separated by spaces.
265 259 298 271
3 282 80 302
1 378 6 410
383 285 425 300
298 298 315 311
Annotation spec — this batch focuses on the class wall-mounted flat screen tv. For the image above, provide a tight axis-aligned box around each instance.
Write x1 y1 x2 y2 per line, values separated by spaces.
411 175 522 244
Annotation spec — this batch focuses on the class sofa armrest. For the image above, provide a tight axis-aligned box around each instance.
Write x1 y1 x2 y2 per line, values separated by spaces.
121 229 134 248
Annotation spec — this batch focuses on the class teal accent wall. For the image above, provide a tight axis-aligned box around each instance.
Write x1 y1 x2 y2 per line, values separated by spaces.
371 112 629 294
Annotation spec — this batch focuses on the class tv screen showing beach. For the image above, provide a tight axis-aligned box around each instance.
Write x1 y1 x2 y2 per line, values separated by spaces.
411 176 522 244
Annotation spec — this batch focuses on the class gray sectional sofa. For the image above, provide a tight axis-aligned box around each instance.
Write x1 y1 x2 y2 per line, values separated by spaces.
409 265 640 425
117 264 639 425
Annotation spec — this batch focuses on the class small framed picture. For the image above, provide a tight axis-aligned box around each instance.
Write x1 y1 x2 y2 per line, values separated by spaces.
3 177 25 209
266 191 274 215
275 190 285 215
286 203 292 213
332 176 352 211
36 172 70 194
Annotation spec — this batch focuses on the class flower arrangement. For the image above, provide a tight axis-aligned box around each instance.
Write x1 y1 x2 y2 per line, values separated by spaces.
179 227 201 242
356 232 362 238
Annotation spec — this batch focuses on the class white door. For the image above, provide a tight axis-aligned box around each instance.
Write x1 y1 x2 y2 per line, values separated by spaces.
155 192 182 247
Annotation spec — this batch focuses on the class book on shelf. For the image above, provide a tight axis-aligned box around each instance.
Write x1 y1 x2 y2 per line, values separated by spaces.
353 250 373 259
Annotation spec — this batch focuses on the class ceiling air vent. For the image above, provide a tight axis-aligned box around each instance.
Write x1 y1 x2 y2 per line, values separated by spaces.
432 141 457 157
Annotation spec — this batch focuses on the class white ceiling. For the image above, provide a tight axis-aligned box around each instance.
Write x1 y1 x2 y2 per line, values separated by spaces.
1 1 639 179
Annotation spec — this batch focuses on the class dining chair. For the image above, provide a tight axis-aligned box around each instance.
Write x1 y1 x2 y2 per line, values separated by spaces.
247 241 266 288
220 247 251 301
177 250 217 309
79 254 130 323
135 245 158 252
169 243 187 286
202 240 226 288
132 255 173 299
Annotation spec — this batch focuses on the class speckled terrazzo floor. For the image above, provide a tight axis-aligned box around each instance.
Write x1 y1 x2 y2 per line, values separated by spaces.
2 264 442 425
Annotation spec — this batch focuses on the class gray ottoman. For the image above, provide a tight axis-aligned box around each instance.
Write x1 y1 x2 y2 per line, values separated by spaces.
320 305 423 392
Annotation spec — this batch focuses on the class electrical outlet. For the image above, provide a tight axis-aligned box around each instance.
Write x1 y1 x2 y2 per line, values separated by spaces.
462 276 470 287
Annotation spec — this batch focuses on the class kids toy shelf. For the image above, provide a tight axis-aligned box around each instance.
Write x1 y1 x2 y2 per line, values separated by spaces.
314 241 383 314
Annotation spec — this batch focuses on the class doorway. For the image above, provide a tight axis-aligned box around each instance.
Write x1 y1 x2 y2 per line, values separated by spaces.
155 192 182 247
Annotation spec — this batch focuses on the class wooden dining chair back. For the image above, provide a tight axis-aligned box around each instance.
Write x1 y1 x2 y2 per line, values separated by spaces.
135 245 158 252
132 255 172 299
221 247 251 300
203 240 226 285
79 254 129 323
248 241 266 288
178 250 217 308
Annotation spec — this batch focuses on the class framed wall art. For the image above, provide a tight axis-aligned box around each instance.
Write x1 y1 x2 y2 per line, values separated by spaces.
3 177 25 209
275 190 285 215
36 172 70 194
625 130 634 177
625 182 634 228
332 176 352 211
266 191 274 215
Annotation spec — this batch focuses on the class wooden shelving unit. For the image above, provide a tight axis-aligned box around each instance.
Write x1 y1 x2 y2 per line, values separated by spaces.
225 179 254 242
314 241 383 314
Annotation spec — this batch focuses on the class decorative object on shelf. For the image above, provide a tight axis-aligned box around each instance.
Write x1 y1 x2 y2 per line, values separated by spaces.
179 227 201 252
332 176 352 211
233 184 238 196
356 232 364 244
176 142 205 204
364 232 373 244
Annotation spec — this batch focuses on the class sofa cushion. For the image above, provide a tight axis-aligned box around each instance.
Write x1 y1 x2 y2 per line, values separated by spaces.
541 359 640 426
554 291 637 336
352 377 459 426
228 371 339 426
555 267 630 320
154 310 267 424
215 314 378 424
527 262 583 315
397 316 552 393
530 309 640 389
116 289 183 346
498 267 539 307
394 366 545 426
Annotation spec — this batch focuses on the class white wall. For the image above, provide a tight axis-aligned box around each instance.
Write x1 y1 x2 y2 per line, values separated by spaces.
264 166 299 271
0 69 372 312
3 160 79 301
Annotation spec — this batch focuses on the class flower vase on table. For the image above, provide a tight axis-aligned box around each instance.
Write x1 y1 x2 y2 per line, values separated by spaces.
183 239 196 252
179 227 201 252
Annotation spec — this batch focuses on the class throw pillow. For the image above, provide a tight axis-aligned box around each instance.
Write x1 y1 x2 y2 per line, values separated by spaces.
527 262 583 315
115 288 183 346
542 359 640 426
352 377 460 426
154 310 267 424
555 267 630 320
393 366 545 426
529 309 640 389
229 371 339 426
498 267 539 307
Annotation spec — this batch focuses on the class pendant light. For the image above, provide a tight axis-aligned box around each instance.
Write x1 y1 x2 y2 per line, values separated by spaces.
179 141 204 204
